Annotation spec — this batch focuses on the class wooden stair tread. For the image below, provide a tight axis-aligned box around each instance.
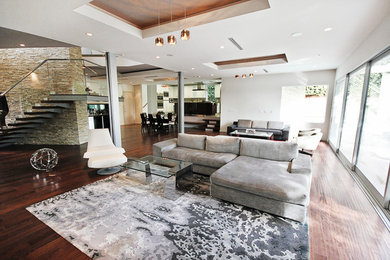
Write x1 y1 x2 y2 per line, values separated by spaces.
16 117 49 121
24 111 57 115
8 121 43 126
40 100 73 104
32 105 65 109
1 126 35 131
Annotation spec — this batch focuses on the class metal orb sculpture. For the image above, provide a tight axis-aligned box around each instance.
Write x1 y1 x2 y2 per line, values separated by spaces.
30 148 58 172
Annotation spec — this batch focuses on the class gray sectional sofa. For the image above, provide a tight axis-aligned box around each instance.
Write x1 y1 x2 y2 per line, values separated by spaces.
153 133 312 222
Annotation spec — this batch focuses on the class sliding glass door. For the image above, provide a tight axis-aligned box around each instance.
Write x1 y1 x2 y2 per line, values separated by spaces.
356 52 390 198
329 48 390 209
328 79 346 148
339 67 366 163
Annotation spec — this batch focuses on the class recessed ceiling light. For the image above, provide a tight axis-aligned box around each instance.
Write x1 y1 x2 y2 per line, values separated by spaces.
254 70 258 73
19 43 25 47
85 32 93 37
220 45 225 49
210 74 214 76
324 27 333 32
191 68 195 70
156 56 160 59
291 32 303 37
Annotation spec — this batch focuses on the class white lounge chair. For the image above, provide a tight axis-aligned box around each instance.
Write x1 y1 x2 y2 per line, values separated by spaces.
83 128 127 175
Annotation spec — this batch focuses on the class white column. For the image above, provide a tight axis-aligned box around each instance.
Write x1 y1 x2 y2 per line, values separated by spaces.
105 52 122 146
178 72 184 133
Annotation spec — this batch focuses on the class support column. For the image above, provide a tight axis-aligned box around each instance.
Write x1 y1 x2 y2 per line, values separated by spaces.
105 52 122 146
178 72 184 133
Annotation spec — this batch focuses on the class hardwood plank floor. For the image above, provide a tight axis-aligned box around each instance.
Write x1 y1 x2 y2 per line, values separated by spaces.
0 124 389 259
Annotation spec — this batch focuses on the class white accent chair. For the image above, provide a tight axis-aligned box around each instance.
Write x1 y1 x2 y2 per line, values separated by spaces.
297 128 323 156
83 129 127 175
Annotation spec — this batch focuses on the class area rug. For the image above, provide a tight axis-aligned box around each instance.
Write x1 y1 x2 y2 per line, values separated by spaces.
26 170 309 259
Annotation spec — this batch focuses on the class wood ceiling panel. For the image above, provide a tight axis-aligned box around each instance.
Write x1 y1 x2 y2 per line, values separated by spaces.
214 54 288 69
90 0 248 29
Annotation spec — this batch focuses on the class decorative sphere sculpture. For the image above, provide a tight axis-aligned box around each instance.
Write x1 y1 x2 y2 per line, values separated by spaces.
30 148 58 172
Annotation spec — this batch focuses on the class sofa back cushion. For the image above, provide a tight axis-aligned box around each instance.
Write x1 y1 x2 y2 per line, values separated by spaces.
240 138 298 161
206 136 240 154
237 119 252 128
252 120 268 129
268 121 284 130
177 133 206 150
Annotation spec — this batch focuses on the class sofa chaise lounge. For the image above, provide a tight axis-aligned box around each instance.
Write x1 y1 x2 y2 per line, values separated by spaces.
153 133 312 222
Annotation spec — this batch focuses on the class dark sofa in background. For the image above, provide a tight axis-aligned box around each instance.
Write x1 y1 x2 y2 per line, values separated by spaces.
227 119 290 141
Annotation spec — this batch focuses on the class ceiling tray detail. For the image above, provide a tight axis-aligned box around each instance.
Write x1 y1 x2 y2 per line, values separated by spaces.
214 54 288 70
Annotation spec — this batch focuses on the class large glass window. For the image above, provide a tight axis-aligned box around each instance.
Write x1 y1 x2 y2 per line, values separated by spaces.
328 79 346 146
339 67 365 162
357 53 390 196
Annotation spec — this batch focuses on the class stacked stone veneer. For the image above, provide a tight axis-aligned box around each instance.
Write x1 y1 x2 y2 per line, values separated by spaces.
0 47 88 145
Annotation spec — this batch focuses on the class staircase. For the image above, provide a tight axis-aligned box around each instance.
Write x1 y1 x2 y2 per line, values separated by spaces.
0 98 73 148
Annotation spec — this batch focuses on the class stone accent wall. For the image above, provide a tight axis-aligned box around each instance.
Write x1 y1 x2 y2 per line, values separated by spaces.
21 101 88 145
0 47 88 145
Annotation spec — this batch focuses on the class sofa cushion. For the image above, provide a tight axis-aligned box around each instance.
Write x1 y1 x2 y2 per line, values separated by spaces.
211 156 311 206
252 120 268 129
162 147 237 168
177 133 206 150
206 136 240 154
268 121 284 130
237 119 252 128
240 138 298 161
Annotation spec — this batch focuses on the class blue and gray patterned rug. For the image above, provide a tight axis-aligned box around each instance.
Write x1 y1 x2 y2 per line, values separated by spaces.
27 170 309 259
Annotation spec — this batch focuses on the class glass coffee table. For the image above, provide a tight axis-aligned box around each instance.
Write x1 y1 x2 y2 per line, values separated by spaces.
230 129 274 140
122 156 193 200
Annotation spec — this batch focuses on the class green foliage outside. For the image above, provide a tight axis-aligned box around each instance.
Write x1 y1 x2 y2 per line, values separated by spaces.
208 85 215 102
305 85 328 97
346 72 382 98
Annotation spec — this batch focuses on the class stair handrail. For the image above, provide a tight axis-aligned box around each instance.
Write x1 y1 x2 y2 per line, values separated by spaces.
0 58 104 97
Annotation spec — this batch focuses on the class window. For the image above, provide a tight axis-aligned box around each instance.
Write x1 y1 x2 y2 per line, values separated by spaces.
339 67 365 162
357 53 390 196
280 85 328 123
328 79 346 147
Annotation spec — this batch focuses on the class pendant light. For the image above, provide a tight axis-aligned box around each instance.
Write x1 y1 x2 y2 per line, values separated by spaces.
167 0 176 45
155 5 164 46
180 8 190 41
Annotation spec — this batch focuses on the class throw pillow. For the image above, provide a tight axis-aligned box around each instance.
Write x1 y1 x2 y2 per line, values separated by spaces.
252 120 268 129
237 119 252 128
177 133 206 150
268 121 284 130
206 136 240 154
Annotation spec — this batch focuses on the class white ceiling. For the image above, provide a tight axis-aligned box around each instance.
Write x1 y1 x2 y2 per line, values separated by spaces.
0 0 389 81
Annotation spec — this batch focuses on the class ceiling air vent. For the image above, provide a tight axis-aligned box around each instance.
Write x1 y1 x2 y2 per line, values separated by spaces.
228 37 243 50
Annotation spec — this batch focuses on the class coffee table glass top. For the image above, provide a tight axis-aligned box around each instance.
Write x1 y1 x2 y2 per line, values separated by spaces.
123 155 192 178
230 129 274 138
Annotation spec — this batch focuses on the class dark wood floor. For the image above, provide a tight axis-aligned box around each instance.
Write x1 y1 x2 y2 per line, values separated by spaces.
0 124 389 259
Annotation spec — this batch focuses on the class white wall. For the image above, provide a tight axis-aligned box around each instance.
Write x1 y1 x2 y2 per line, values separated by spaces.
336 12 390 80
220 70 336 140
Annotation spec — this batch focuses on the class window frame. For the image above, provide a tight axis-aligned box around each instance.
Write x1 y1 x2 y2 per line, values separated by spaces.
328 45 390 225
